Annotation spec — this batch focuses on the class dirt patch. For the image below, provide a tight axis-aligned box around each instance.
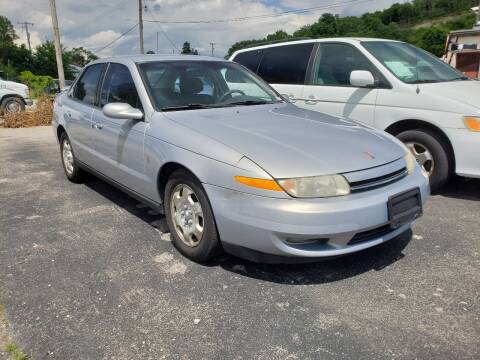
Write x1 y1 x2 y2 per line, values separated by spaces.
0 305 28 360
1 96 53 128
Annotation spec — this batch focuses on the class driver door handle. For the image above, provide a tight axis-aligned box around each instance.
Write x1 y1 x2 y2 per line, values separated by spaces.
92 123 103 130
304 95 317 105
282 93 297 103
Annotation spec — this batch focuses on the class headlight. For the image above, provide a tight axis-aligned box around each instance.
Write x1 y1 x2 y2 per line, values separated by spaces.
405 151 417 175
464 116 480 132
277 174 350 198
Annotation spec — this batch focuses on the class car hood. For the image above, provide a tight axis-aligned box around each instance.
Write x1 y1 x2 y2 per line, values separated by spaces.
1 80 28 94
420 80 480 110
165 104 405 178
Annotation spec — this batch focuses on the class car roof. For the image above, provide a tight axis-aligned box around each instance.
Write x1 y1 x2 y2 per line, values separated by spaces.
231 37 403 56
89 54 228 66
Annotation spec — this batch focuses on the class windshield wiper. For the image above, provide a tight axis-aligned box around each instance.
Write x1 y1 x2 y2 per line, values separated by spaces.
160 103 215 112
225 100 271 106
413 79 439 84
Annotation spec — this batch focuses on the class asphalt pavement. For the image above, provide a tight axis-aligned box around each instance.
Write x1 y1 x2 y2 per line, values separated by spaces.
0 126 478 359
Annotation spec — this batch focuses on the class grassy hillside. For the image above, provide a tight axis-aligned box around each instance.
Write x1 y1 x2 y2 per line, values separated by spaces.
226 0 478 57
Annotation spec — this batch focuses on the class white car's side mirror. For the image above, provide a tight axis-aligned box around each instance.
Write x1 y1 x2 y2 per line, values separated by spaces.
103 102 143 120
350 70 376 88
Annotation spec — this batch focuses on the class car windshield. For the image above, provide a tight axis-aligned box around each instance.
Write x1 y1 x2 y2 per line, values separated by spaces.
138 60 282 111
362 41 468 84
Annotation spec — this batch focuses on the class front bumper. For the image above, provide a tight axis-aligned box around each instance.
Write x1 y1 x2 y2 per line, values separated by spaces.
205 167 429 262
445 128 480 178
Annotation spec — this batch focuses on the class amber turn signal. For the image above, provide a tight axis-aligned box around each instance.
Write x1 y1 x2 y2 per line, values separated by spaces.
234 176 283 191
464 116 480 132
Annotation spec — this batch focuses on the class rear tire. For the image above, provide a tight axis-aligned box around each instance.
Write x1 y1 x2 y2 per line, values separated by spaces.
397 129 451 191
1 96 25 114
164 169 221 262
59 132 83 183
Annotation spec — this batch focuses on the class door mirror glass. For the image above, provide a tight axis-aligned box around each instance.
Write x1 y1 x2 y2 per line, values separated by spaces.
103 102 143 120
350 70 375 88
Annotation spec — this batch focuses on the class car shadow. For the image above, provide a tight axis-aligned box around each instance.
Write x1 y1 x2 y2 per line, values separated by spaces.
83 175 170 233
84 173 413 285
435 176 480 200
213 229 411 285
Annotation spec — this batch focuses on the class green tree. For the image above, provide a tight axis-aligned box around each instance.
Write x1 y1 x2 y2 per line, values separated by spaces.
33 41 74 79
67 47 98 67
0 16 17 48
420 26 448 56
0 16 19 77
181 41 192 54
181 41 199 55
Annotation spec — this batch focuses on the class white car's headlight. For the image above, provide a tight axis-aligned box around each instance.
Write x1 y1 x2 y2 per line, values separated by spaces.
405 151 417 175
277 174 350 198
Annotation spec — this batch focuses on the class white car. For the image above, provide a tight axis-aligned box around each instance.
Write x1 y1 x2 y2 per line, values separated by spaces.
230 38 480 191
0 77 32 114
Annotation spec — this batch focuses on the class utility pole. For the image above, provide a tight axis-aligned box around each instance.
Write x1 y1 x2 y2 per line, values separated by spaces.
138 0 144 54
209 42 216 57
477 1 480 27
17 21 34 52
49 0 65 90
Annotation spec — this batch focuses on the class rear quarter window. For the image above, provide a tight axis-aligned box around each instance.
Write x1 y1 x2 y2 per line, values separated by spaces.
257 43 314 85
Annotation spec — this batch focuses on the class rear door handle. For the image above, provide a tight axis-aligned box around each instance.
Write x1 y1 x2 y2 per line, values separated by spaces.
92 123 103 130
66 111 71 118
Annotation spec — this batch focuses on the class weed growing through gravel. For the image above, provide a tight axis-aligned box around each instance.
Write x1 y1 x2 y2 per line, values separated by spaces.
5 343 29 360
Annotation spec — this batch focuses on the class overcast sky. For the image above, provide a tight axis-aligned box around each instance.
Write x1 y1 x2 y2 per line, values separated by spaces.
1 0 406 57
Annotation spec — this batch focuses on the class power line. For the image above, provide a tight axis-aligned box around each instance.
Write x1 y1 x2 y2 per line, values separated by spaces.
145 3 180 53
93 23 139 53
143 0 377 24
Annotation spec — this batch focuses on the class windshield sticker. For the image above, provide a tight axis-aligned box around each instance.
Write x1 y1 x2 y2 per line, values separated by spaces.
384 61 415 78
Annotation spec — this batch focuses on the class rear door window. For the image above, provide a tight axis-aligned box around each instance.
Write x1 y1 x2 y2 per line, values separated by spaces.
72 63 105 106
257 43 314 84
232 49 263 73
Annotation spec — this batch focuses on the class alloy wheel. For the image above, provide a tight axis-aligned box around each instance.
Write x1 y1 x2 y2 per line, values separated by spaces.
170 184 204 247
406 142 434 175
62 139 74 175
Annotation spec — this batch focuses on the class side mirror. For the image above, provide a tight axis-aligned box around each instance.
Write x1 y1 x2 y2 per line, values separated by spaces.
350 70 375 88
103 102 143 120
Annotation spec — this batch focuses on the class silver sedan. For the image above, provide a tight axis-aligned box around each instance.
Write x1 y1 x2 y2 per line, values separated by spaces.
52 55 429 263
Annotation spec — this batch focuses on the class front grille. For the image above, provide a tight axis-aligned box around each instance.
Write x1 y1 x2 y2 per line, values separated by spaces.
349 224 394 245
349 167 407 193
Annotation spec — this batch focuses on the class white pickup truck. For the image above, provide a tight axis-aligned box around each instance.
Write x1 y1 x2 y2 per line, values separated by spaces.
0 77 32 114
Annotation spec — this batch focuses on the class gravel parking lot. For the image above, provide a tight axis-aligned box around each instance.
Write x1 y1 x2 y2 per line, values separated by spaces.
0 126 479 360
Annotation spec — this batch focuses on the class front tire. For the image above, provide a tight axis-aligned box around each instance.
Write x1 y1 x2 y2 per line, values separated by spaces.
164 169 221 262
59 133 83 183
397 129 451 191
1 97 25 114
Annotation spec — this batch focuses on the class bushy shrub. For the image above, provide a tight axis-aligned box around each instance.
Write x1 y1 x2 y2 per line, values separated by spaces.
18 71 55 98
